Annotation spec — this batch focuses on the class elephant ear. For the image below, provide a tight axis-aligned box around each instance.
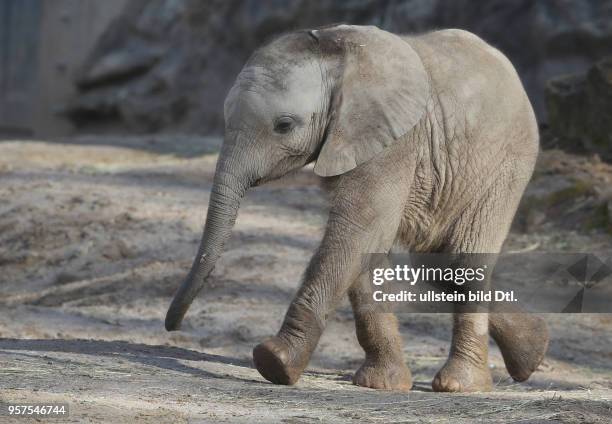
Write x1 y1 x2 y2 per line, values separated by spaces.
311 25 430 177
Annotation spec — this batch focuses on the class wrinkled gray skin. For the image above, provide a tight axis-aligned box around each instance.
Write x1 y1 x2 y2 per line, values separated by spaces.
165 25 548 392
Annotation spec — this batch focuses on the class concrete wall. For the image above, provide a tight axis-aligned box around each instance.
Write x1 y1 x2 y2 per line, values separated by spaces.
0 0 128 138
0 0 41 136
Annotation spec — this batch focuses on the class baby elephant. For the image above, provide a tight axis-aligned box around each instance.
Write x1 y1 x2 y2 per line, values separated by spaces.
165 25 548 392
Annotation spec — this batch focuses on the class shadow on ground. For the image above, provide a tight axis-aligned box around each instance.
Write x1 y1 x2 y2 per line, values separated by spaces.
0 338 257 383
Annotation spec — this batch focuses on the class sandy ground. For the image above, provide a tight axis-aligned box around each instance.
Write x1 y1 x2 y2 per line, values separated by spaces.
0 136 611 423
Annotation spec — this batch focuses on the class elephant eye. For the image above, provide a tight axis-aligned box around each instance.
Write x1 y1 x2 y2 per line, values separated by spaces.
274 116 295 134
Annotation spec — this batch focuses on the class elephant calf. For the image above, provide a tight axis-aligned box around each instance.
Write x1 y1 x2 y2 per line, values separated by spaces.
165 25 548 392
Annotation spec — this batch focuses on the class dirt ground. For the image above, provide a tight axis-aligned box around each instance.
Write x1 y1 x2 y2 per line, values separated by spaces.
0 136 611 423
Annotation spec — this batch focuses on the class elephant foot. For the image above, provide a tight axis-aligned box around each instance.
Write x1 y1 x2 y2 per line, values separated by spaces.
490 314 549 382
353 356 412 391
252 336 305 385
432 357 492 392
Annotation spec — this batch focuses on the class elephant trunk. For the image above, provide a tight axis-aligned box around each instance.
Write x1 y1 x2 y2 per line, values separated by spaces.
165 146 252 331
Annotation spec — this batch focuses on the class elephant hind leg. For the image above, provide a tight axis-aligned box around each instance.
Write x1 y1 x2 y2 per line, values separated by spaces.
434 307 549 391
433 181 525 392
349 268 412 391
433 311 493 392
489 307 549 382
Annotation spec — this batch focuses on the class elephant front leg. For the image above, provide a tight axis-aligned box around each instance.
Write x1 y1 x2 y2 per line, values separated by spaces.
349 270 412 391
253 197 403 385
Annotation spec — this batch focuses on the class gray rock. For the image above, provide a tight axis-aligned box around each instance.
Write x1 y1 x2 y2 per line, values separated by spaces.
546 56 612 160
66 0 612 134
76 43 165 89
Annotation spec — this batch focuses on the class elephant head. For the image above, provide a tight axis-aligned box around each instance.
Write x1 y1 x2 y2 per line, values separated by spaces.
165 25 431 331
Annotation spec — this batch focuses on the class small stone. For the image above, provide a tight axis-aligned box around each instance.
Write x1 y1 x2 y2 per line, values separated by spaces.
54 271 81 285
